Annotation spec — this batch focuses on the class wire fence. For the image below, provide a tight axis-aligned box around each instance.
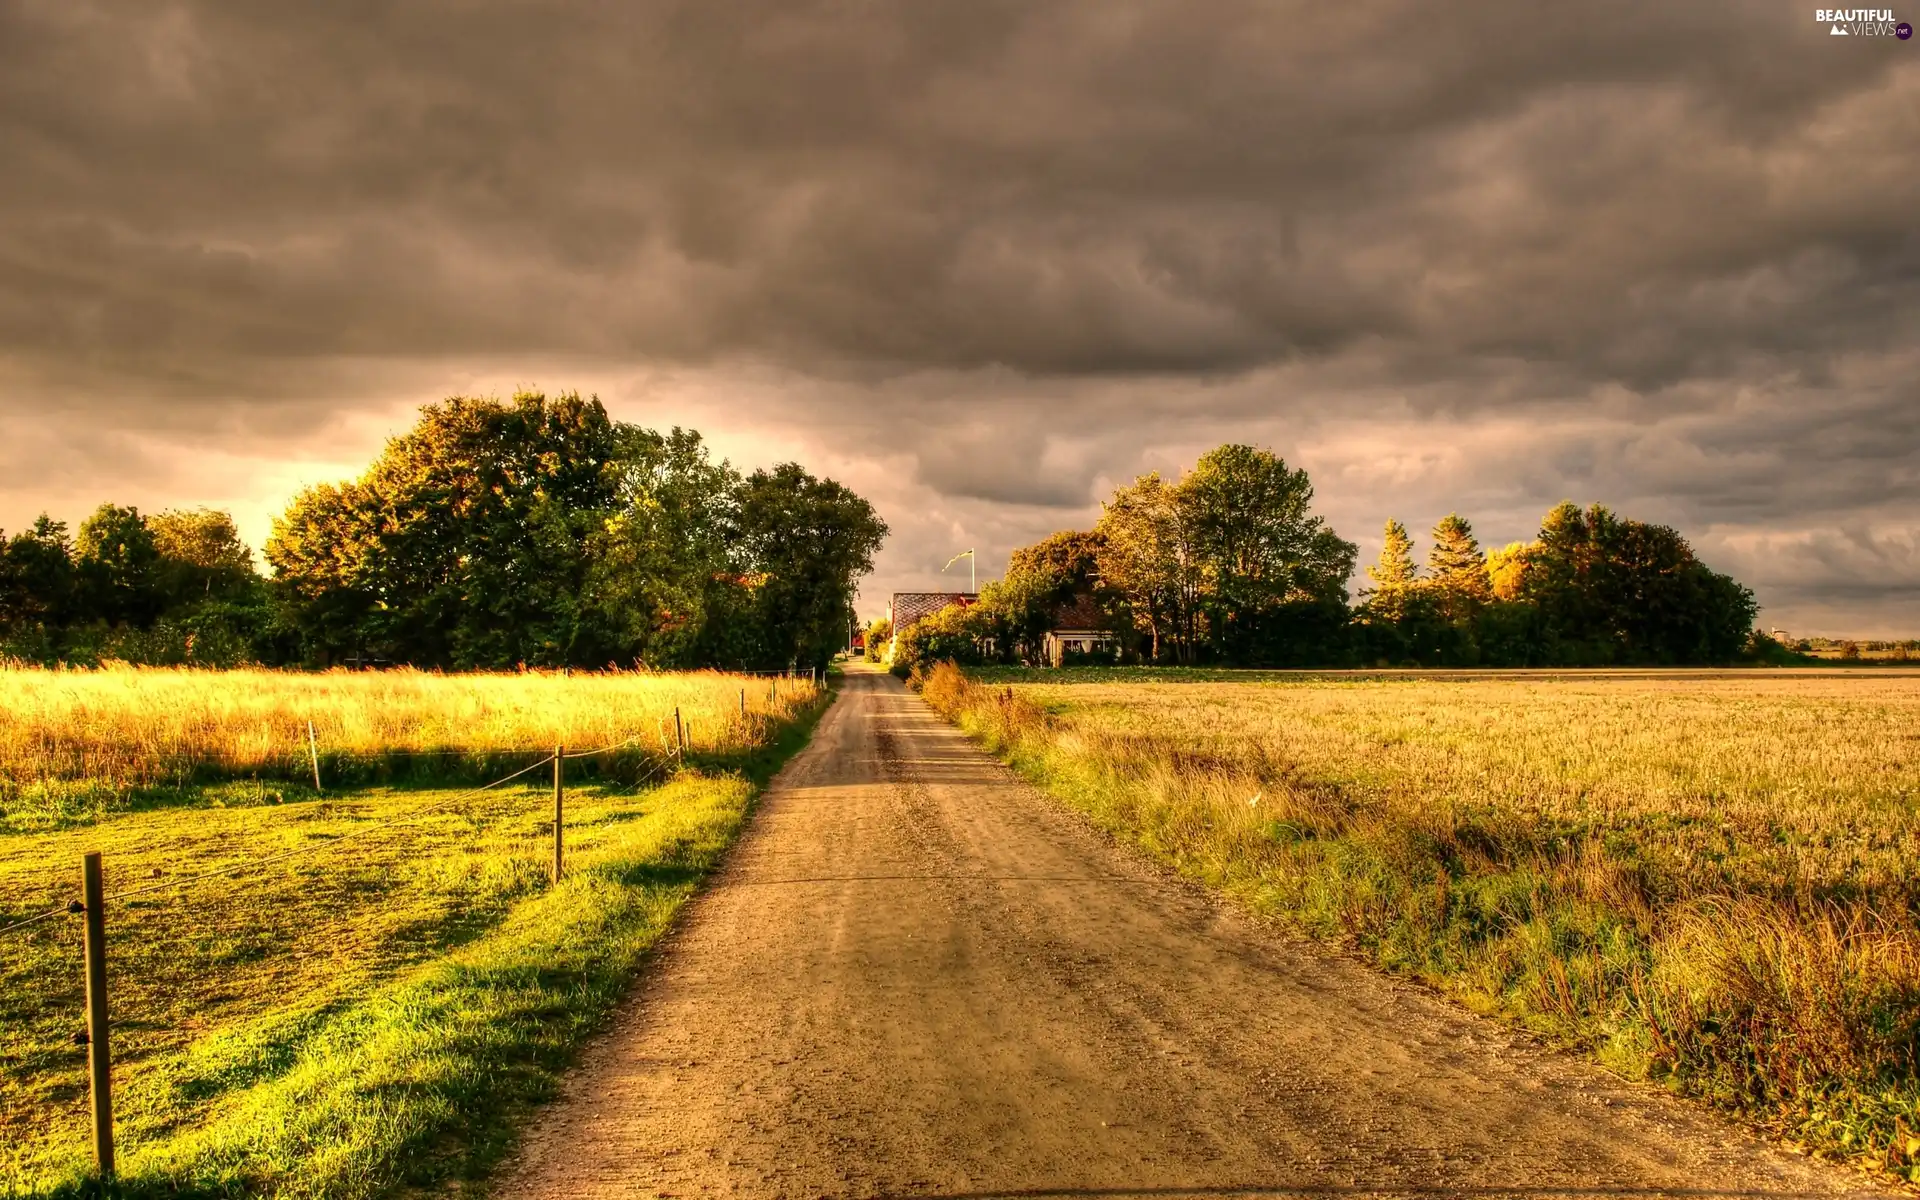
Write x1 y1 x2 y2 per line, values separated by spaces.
0 672 828 1186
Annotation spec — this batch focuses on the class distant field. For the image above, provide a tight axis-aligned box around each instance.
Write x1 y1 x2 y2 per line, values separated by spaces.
928 665 1920 1180
0 666 826 1197
0 664 812 829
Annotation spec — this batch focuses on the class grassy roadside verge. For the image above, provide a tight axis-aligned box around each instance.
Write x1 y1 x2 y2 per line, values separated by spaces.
916 663 1920 1184
2 688 830 1198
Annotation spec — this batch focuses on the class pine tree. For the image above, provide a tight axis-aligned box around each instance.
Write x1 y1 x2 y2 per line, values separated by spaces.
1428 514 1489 602
1362 519 1418 622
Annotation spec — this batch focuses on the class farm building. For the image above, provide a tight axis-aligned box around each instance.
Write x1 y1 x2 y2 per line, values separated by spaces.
888 592 977 632
1042 594 1117 666
885 591 977 660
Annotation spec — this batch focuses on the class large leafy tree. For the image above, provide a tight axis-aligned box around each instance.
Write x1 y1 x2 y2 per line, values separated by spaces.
1094 448 1356 664
268 392 886 670
1505 502 1755 664
587 426 744 667
1096 473 1201 663
1183 444 1355 614
270 392 624 666
735 463 888 671
75 504 164 627
149 508 259 607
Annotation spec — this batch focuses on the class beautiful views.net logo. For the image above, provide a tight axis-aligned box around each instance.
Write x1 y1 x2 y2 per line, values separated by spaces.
1816 8 1913 35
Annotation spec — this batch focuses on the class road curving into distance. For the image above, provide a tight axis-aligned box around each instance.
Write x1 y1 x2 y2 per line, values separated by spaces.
499 661 1891 1199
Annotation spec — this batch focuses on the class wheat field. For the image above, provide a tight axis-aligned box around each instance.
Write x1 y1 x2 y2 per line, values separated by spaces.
930 666 1920 1180
0 664 821 827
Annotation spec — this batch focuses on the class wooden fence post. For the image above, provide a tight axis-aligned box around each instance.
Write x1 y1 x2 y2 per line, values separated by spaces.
674 707 684 754
80 851 114 1181
307 720 323 792
740 687 746 716
552 746 564 883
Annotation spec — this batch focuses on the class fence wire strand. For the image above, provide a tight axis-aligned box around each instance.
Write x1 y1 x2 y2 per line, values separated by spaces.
0 904 72 938
3 716 728 937
103 751 562 907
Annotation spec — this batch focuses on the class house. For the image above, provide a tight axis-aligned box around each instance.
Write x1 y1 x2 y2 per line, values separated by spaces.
888 591 977 631
1042 593 1117 667
886 591 977 659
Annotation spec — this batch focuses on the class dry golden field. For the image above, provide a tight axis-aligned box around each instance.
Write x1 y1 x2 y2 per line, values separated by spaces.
932 666 1920 1179
0 664 821 828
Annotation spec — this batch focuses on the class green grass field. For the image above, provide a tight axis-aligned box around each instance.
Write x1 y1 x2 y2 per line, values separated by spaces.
0 680 827 1198
927 664 1920 1182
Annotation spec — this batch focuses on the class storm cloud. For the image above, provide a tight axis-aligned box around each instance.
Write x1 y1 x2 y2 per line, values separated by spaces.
1 0 1916 632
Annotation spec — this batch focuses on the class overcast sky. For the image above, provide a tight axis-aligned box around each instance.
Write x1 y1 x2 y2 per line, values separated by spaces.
2 1 1916 634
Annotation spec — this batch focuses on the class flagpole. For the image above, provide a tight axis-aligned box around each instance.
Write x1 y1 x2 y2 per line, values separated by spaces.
944 548 976 593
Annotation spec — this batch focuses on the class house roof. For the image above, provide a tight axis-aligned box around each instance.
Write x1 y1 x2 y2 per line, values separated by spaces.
1049 592 1107 632
889 591 976 631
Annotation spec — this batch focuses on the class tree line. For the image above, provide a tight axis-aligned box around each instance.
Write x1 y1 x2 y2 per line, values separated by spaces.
1 392 887 671
888 443 1761 671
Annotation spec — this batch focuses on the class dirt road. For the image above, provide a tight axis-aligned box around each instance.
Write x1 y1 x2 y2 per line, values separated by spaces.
499 664 1889 1199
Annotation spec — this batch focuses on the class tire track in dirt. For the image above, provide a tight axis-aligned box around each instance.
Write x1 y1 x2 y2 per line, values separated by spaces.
496 664 1893 1199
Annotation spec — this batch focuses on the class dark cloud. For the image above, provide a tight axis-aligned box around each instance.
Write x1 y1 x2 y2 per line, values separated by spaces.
1 0 1916 631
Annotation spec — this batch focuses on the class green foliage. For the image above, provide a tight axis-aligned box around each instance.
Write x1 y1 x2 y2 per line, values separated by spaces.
263 392 884 671
1361 518 1418 625
1 509 277 667
990 531 1108 661
862 616 891 663
75 503 164 627
1426 513 1490 621
3 395 883 673
1505 502 1758 665
890 600 996 676
1087 447 1357 665
734 463 888 671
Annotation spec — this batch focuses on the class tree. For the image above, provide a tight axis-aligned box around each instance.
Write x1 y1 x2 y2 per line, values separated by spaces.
1426 513 1490 627
1180 444 1356 659
735 463 888 671
0 516 77 632
268 392 887 670
149 508 258 607
1091 447 1356 665
267 481 383 664
1507 502 1755 664
1487 542 1533 601
1095 473 1198 663
268 391 627 667
1362 519 1418 623
993 530 1109 661
588 427 743 668
75 504 163 627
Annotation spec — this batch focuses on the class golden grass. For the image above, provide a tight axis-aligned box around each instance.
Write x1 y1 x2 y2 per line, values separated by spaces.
0 664 821 827
928 666 1920 1180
